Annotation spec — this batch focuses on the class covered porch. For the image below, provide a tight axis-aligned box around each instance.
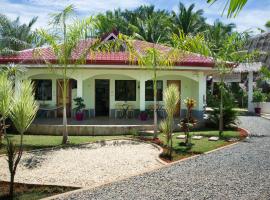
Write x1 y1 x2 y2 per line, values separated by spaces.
23 67 208 135
25 68 207 119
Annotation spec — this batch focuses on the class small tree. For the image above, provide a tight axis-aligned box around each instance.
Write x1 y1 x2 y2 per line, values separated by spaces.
0 72 13 143
180 98 197 145
7 80 38 199
160 85 180 160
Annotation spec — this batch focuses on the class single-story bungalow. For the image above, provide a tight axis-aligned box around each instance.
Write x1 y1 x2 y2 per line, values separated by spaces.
0 32 215 126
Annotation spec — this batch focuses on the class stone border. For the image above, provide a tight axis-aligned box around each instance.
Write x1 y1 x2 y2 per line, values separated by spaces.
41 127 250 200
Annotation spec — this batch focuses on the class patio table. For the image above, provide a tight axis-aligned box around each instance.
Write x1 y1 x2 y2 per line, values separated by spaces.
39 105 62 118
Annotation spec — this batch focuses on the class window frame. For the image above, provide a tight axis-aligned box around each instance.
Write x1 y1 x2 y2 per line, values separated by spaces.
32 79 53 101
145 80 163 101
115 80 136 101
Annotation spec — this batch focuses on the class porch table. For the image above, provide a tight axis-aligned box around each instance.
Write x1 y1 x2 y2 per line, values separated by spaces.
39 105 62 118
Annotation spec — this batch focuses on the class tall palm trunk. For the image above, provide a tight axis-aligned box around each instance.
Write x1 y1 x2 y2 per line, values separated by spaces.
62 79 68 144
153 70 158 139
219 81 224 137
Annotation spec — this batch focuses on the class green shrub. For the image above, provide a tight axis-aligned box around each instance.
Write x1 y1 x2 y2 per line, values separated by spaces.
207 88 238 129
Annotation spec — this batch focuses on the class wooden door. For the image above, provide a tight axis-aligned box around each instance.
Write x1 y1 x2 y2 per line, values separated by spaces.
57 79 72 117
167 80 181 117
95 79 110 116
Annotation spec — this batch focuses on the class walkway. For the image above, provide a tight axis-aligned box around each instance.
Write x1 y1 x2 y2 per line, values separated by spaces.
56 116 270 200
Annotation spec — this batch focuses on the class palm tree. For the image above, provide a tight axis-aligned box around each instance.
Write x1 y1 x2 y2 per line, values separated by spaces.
0 14 38 55
172 31 254 136
117 34 177 139
172 2 206 35
205 20 236 53
37 5 98 144
127 5 172 43
207 0 248 17
95 9 128 36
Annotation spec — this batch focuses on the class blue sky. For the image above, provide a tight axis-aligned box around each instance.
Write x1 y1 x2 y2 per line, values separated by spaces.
1 0 270 34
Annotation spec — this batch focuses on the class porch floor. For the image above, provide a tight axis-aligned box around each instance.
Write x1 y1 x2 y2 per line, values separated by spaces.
32 117 164 126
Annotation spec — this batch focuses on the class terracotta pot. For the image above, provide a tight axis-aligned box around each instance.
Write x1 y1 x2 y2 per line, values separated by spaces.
76 112 84 121
254 107 261 115
139 112 148 121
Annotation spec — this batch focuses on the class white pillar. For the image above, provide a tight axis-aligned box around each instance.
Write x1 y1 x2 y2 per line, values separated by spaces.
198 72 207 111
248 71 254 112
140 79 146 111
77 78 83 97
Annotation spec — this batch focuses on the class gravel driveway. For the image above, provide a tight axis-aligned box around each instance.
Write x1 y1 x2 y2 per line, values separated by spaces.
0 140 162 187
56 116 270 200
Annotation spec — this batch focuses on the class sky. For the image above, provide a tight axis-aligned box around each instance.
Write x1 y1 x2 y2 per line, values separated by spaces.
1 0 270 34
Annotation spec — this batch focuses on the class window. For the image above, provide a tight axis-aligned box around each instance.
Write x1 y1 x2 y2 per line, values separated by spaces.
145 80 163 101
115 80 136 101
32 79 52 101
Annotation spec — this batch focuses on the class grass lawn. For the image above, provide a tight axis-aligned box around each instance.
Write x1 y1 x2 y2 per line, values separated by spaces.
158 130 242 161
0 181 77 200
0 134 132 155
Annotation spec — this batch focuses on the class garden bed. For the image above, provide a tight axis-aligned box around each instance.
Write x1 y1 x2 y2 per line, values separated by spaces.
0 181 77 200
140 129 247 162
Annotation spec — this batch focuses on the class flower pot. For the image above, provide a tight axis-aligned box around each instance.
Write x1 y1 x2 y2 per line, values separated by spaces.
139 112 148 121
76 112 84 121
254 107 261 115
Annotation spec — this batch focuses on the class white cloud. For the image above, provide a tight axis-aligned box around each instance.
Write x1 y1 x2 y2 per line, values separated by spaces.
0 0 147 29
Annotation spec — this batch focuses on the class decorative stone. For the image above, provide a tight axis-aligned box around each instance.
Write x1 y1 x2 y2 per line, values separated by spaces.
208 136 219 141
176 135 186 139
192 136 203 140
228 138 239 142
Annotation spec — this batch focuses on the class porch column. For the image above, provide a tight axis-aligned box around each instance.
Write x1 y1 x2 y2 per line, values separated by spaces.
248 71 254 112
140 79 146 111
198 72 206 111
77 78 83 97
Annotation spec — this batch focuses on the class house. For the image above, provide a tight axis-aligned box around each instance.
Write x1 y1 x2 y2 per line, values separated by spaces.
0 33 215 134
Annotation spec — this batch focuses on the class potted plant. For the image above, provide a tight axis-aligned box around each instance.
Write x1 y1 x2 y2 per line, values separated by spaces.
253 89 267 115
73 97 86 121
139 111 148 121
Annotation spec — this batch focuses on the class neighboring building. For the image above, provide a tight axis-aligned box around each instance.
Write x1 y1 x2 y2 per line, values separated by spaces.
0 33 214 121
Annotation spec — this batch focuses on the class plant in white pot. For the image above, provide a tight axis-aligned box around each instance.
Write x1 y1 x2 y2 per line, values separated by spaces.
253 89 267 115
73 97 86 121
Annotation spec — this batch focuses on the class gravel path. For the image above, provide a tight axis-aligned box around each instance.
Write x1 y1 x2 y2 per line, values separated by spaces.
0 140 163 187
56 116 270 200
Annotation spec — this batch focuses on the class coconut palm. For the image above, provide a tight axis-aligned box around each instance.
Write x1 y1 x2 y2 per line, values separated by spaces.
207 0 248 17
172 2 206 35
0 14 38 55
128 5 172 43
37 5 98 144
95 9 128 36
205 20 236 53
7 80 38 199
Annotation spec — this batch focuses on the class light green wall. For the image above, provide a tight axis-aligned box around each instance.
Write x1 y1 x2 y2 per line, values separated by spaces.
27 69 201 114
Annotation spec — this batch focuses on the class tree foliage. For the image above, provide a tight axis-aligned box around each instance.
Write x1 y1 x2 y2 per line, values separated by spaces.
0 14 39 55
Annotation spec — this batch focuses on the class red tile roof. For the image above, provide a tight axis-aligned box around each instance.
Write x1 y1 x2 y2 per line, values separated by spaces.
0 39 215 67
